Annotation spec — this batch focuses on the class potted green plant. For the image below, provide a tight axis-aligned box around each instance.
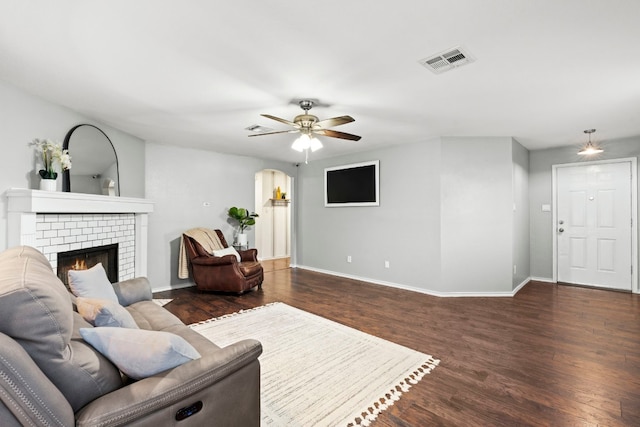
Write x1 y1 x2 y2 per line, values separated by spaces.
227 207 259 246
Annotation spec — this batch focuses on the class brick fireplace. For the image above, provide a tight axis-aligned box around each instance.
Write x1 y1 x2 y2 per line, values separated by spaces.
6 189 154 280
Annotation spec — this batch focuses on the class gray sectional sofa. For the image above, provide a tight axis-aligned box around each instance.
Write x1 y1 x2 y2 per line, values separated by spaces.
0 245 262 426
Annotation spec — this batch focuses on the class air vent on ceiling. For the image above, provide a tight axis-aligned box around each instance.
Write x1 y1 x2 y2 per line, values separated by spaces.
418 46 476 74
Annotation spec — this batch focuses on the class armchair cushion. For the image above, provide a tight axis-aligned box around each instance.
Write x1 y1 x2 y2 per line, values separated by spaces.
68 262 119 303
239 261 263 277
76 297 139 328
213 246 241 262
80 327 201 380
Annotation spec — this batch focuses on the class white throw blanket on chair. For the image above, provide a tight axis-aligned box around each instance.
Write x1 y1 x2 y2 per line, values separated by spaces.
178 228 225 279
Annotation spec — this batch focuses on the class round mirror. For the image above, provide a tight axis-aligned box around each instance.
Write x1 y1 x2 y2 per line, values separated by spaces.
62 124 120 196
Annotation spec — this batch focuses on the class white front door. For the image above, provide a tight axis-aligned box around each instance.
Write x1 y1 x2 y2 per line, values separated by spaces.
556 161 632 290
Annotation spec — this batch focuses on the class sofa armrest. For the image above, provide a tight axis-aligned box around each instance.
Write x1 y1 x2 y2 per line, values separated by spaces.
0 332 75 427
112 277 153 306
74 338 262 427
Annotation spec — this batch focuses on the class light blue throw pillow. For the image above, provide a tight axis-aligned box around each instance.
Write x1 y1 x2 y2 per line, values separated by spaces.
68 263 119 302
76 297 139 329
79 327 201 379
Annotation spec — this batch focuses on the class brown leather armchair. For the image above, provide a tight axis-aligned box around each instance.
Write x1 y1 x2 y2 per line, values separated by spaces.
182 230 263 293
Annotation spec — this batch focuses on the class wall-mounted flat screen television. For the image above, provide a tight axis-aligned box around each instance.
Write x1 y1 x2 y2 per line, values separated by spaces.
325 160 380 207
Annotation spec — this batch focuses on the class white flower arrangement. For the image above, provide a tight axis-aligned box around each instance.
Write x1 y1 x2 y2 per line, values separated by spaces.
32 138 72 179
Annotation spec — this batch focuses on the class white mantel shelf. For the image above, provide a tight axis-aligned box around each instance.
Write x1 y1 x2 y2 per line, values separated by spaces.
6 189 154 214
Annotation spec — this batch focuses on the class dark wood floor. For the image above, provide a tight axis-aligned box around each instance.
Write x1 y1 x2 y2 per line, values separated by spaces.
155 269 640 426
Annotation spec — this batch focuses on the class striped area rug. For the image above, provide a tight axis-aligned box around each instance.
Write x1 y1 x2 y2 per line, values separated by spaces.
190 302 439 426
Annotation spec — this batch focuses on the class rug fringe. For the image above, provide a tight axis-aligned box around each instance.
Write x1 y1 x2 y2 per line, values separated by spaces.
189 301 282 327
350 356 441 427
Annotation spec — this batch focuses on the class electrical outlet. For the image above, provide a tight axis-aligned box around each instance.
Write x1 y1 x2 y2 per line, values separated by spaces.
347 255 352 263
513 265 517 275
385 260 390 269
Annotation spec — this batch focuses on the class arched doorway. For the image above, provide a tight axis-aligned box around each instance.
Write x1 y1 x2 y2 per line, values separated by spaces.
254 169 292 271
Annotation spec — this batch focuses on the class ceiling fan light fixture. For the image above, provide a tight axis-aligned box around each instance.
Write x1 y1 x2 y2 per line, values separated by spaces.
578 129 603 155
291 134 310 152
310 137 323 152
291 132 322 153
251 99 359 161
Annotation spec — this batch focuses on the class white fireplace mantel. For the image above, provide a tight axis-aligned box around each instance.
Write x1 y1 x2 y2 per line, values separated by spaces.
6 189 154 277
6 188 154 214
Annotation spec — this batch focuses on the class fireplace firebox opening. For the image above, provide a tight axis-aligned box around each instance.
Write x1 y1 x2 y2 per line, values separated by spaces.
57 244 118 287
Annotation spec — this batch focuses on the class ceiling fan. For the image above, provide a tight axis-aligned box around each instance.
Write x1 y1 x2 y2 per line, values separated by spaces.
248 100 362 146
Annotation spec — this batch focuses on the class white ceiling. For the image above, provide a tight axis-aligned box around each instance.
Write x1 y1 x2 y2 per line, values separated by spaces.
1 1 639 163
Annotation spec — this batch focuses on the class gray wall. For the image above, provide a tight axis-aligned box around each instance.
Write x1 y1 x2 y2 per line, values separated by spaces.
529 137 640 280
297 136 528 295
439 137 514 293
0 79 145 252
144 142 296 291
296 140 443 291
512 139 530 288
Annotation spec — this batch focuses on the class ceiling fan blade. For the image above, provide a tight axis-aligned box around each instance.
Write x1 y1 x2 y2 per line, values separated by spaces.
314 129 362 141
248 129 299 137
314 115 355 128
261 114 300 128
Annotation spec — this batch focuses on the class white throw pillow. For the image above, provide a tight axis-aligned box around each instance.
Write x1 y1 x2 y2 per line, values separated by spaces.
76 297 139 329
79 328 201 380
212 246 241 262
68 263 119 303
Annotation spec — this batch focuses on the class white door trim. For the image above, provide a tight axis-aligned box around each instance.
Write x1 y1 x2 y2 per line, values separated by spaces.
552 157 638 293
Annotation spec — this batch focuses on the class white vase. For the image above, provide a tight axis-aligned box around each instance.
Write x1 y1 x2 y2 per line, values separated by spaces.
236 233 248 246
39 178 57 191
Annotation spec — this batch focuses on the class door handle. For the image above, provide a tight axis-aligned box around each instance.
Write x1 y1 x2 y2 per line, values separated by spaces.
558 228 564 233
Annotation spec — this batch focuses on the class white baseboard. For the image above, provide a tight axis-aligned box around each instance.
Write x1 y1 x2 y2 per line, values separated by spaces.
512 277 530 295
152 282 195 293
530 276 555 283
258 255 291 262
151 269 538 297
295 265 532 298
